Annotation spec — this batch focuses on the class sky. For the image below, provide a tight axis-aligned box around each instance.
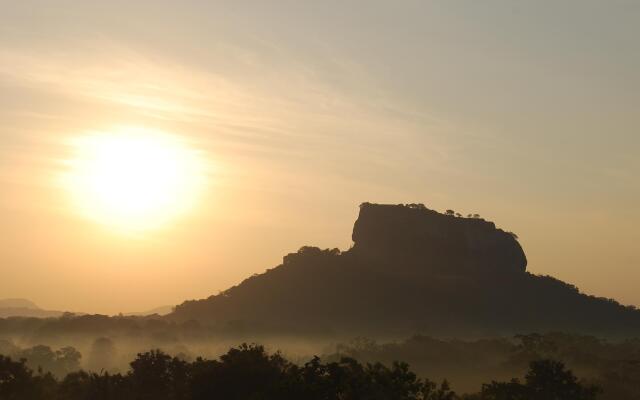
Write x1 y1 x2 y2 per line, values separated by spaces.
0 0 638 314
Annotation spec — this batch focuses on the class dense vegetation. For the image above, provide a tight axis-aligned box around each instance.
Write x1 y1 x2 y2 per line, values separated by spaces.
330 333 640 400
0 343 600 400
2 330 640 398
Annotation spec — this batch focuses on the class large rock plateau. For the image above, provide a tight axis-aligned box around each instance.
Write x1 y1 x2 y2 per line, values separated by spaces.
170 203 640 337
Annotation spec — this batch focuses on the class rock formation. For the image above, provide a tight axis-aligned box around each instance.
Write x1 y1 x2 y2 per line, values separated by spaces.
169 203 640 337
351 203 526 276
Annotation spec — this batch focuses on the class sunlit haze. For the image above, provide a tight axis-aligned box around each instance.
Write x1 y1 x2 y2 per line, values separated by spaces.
0 1 638 315
61 127 207 233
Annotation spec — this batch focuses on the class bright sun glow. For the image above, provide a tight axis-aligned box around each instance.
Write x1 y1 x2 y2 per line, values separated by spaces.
62 127 207 233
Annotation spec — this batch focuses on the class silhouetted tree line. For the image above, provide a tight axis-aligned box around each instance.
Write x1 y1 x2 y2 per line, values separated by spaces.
2 330 639 398
331 333 640 400
0 343 600 400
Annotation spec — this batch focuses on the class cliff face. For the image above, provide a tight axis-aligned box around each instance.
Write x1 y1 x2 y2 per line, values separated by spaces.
351 203 527 276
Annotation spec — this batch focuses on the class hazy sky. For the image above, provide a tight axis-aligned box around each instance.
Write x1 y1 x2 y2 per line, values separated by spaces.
1 1 638 314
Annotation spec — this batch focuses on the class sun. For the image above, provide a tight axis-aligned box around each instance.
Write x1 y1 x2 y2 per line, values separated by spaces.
62 127 207 233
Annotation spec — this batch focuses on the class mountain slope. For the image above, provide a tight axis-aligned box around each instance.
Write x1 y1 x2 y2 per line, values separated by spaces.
169 203 640 337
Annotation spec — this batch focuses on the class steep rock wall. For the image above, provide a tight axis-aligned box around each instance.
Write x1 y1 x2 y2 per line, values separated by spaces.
351 203 527 275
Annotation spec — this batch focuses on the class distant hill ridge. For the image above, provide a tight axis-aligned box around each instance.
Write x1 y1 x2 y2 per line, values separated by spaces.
0 298 66 318
0 298 39 309
124 305 174 317
169 203 640 337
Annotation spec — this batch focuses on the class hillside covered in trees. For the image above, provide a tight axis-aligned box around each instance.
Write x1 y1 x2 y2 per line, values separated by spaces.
170 203 640 337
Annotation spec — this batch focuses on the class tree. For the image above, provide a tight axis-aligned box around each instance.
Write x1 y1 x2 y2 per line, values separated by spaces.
55 347 82 377
481 360 600 400
20 345 56 375
190 343 292 400
481 379 528 400
57 370 132 400
87 338 116 373
421 379 456 400
0 355 34 400
0 355 57 400
525 360 600 400
0 340 19 357
129 350 189 400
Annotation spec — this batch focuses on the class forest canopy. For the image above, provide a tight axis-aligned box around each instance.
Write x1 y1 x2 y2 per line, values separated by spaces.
0 343 600 400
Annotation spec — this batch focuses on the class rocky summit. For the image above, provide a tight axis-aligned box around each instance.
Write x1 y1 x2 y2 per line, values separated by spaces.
351 203 527 276
170 203 640 337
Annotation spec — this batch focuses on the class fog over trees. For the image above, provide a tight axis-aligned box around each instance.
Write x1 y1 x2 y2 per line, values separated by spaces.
0 343 602 400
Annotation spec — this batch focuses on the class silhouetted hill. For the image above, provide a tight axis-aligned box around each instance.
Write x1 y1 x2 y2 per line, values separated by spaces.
169 203 640 337
0 298 65 318
0 299 39 309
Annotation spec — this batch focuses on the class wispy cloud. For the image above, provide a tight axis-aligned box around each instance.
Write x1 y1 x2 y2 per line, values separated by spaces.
0 41 456 180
